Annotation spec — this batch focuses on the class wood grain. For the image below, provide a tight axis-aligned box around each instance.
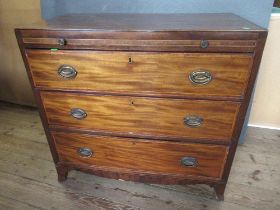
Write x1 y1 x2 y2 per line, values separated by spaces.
53 132 228 179
23 38 257 52
2 101 280 210
27 50 253 99
41 91 240 142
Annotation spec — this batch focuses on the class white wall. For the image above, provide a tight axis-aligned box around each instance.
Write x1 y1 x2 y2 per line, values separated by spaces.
249 14 280 129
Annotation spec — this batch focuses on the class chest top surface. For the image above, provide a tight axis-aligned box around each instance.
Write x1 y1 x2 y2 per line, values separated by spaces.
19 13 265 32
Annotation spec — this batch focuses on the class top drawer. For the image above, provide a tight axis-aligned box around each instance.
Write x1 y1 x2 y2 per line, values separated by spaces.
26 50 253 99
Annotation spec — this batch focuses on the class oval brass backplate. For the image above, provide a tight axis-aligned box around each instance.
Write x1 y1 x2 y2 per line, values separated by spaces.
77 147 93 158
58 65 77 79
183 115 203 127
189 70 212 85
181 156 198 167
70 108 87 120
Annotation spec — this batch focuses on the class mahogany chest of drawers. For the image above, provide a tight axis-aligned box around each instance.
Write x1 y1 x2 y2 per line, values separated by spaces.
16 13 267 200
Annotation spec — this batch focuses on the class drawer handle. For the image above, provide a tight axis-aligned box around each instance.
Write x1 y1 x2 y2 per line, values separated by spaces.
58 65 77 79
77 147 93 158
200 40 209 49
184 115 203 127
189 70 212 85
58 38 66 46
70 108 87 119
181 157 198 167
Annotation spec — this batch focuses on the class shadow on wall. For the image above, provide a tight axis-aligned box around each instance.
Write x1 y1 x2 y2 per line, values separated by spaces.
274 0 280 7
0 0 43 106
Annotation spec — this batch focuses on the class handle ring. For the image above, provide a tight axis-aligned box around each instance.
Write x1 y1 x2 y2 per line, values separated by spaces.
184 115 203 127
189 70 212 85
58 65 77 79
70 108 87 120
77 147 93 158
181 157 198 167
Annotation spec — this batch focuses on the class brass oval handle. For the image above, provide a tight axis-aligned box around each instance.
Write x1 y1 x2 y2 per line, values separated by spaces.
70 108 87 119
181 157 198 167
77 147 93 158
58 38 66 46
200 40 209 49
58 65 77 79
189 70 212 85
183 115 203 127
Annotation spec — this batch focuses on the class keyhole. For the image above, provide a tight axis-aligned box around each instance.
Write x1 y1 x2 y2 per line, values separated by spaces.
128 57 133 64
129 99 134 105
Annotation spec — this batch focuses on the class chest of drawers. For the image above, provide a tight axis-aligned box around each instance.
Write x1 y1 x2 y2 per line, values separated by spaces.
16 13 267 200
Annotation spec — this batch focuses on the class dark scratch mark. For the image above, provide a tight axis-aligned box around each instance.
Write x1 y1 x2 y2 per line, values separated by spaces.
132 193 158 199
249 154 256 163
114 187 130 193
165 200 173 205
252 170 261 181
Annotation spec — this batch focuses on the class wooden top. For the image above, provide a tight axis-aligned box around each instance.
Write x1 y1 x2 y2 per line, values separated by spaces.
21 13 265 32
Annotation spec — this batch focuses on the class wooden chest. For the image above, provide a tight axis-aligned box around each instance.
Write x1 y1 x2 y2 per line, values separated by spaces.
15 13 267 200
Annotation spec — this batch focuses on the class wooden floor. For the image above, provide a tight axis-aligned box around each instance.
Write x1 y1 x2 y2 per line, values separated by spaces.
0 102 279 210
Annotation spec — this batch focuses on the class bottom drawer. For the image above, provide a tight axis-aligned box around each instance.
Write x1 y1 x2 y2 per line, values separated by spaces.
52 132 228 179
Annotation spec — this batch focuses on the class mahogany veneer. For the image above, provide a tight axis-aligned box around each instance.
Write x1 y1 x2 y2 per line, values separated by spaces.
41 92 240 143
27 50 253 99
53 132 228 179
15 13 267 201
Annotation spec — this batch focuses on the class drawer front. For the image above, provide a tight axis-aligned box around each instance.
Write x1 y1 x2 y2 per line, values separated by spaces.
41 92 240 142
28 50 253 99
53 132 228 179
22 37 256 52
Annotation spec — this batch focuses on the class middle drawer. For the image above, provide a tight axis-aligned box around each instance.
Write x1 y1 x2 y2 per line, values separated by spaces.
41 92 240 143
